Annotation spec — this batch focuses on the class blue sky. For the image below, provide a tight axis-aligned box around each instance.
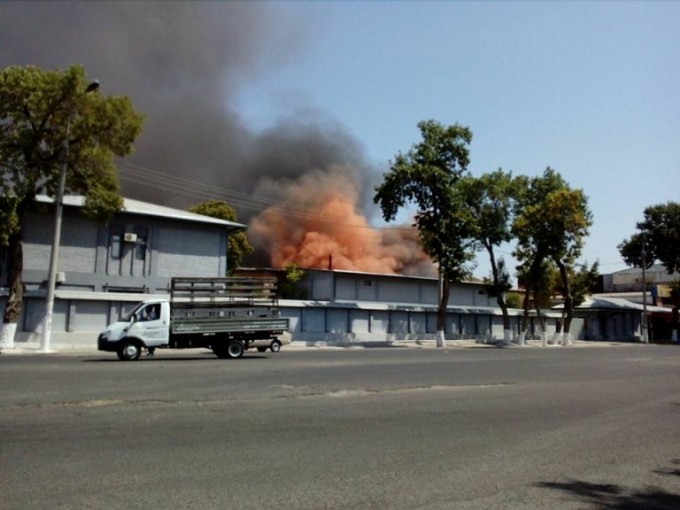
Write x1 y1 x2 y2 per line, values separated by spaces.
233 1 680 276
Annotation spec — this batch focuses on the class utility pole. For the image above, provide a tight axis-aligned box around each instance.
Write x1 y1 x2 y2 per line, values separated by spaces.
641 232 649 343
40 80 100 353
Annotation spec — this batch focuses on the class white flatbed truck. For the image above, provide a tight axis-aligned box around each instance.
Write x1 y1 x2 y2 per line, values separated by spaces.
97 277 289 361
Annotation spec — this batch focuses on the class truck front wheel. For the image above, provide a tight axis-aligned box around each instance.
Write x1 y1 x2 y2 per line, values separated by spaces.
117 340 142 361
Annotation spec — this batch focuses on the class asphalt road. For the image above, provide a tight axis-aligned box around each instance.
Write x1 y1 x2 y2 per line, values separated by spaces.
2 344 680 509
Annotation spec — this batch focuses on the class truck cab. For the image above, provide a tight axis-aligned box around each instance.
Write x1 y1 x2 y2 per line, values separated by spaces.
98 300 171 360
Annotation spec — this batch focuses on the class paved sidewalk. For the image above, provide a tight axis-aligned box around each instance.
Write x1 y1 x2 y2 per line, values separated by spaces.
1 338 638 355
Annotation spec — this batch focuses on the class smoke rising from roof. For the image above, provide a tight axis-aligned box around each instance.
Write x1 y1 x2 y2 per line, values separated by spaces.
0 2 435 276
249 168 435 276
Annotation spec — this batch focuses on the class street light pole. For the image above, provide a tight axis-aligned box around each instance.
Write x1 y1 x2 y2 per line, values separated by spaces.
39 81 99 353
436 268 446 347
641 232 649 344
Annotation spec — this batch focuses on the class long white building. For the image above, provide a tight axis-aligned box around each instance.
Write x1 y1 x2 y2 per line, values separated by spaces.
2 196 660 350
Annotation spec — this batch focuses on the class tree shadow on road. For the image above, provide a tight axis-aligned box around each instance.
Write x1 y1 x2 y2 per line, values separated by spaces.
536 460 680 510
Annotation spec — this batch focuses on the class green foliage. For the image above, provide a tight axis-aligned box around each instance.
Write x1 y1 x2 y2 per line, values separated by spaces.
374 119 475 280
512 168 592 266
618 201 680 274
188 200 238 221
0 64 143 324
187 200 253 274
0 195 20 246
670 280 680 307
512 168 593 331
569 261 600 307
374 119 477 335
516 258 558 309
504 292 523 310
456 169 520 251
484 258 512 298
456 169 522 325
0 64 143 233
618 234 645 269
280 263 306 299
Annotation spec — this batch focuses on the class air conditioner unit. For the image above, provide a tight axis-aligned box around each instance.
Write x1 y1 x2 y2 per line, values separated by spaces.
55 272 66 283
123 233 137 243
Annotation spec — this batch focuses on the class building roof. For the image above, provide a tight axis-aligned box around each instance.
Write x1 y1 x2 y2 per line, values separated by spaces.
573 295 672 314
282 298 560 317
608 264 673 276
36 195 247 232
237 266 491 287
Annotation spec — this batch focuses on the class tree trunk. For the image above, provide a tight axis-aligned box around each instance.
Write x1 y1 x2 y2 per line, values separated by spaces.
436 272 449 347
555 258 573 346
487 246 511 344
519 286 531 346
553 311 565 345
1 228 24 350
520 255 544 346
535 304 548 347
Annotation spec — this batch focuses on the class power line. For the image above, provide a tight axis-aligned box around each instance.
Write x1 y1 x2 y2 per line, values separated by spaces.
117 162 627 270
117 162 417 234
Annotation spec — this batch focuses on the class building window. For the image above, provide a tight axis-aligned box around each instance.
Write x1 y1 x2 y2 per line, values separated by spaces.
135 236 147 261
110 234 122 260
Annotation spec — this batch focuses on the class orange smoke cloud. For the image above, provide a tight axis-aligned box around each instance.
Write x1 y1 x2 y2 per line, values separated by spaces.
248 169 436 276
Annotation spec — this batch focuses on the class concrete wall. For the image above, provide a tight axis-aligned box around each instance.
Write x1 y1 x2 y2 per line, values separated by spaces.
578 312 641 341
304 270 496 308
604 266 680 292
279 301 563 345
1 291 606 351
24 213 100 274
154 226 224 278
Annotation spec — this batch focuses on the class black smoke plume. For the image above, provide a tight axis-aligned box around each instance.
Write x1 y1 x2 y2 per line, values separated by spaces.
0 2 434 275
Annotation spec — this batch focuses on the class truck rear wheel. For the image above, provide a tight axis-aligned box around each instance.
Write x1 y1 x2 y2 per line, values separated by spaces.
226 340 244 358
213 340 244 359
117 340 141 361
270 339 282 353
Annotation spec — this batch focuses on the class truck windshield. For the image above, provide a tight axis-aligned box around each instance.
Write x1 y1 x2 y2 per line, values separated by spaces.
122 303 145 322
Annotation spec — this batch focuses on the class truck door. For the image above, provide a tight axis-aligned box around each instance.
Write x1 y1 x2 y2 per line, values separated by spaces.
131 303 169 346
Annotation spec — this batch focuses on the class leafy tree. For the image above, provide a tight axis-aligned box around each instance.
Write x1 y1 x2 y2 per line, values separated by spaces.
374 120 474 346
280 263 306 299
457 169 521 342
618 202 680 273
546 260 599 342
515 258 558 345
567 261 600 308
513 169 592 344
0 65 143 340
504 291 523 310
619 202 680 340
187 200 253 274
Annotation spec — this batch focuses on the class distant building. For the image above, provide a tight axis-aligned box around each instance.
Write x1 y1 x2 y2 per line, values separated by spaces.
595 265 678 341
237 267 551 345
570 295 671 342
601 264 679 295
